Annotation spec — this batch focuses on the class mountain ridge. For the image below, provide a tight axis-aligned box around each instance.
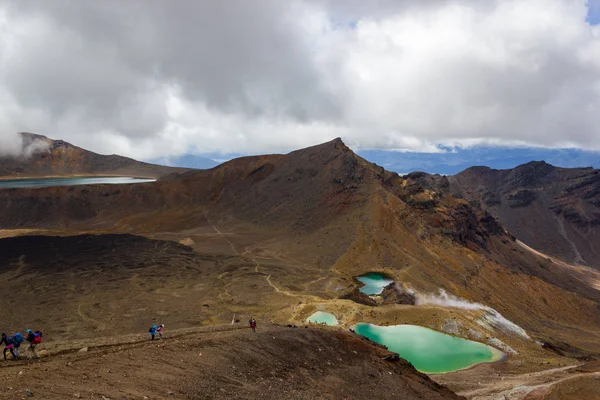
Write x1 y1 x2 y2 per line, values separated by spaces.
0 132 188 178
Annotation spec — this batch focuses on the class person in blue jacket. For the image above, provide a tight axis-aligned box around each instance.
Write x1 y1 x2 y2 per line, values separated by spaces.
149 325 158 340
12 332 23 359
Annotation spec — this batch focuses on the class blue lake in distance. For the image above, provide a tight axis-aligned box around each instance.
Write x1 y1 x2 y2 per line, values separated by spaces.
0 176 156 189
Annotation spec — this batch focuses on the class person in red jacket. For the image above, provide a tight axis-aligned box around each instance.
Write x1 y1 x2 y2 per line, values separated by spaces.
25 329 40 360
249 318 257 333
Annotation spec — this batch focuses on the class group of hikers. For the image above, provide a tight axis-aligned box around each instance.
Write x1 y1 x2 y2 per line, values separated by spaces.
147 318 257 340
1 330 43 361
4 318 257 362
2 315 256 364
5 317 257 362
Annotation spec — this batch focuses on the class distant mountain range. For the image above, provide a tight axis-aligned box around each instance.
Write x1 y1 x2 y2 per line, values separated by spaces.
357 147 600 175
151 154 219 170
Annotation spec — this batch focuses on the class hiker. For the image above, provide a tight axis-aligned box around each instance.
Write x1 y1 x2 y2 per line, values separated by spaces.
1 333 18 361
156 324 164 340
249 318 257 333
25 329 41 360
13 332 24 359
149 324 158 340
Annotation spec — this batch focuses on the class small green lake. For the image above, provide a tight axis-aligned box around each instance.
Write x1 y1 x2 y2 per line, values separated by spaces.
354 323 504 374
306 312 338 326
0 176 156 189
356 272 394 295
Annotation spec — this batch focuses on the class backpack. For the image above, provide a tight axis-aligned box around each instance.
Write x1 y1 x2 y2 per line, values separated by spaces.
13 332 23 345
33 332 42 344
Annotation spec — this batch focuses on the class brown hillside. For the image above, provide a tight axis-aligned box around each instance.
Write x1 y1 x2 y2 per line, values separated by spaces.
449 162 600 268
2 139 600 398
1 140 600 350
0 132 187 178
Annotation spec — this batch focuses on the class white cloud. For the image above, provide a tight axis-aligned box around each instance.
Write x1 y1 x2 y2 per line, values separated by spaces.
0 0 599 159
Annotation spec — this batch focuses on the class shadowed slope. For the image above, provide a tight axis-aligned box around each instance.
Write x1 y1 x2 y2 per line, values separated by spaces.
449 162 600 268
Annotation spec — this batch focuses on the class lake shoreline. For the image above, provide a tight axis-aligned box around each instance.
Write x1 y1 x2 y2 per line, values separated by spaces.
425 349 508 376
353 322 507 375
0 174 157 181
0 176 157 189
355 272 394 295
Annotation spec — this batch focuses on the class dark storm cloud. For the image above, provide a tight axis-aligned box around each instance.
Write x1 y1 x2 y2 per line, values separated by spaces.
0 0 599 158
7 1 340 121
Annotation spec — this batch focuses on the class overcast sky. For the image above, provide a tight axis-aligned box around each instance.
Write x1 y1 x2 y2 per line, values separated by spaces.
1 0 599 159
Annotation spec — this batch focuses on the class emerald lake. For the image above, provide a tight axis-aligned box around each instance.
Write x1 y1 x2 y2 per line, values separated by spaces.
354 323 504 374
356 272 394 295
306 312 338 326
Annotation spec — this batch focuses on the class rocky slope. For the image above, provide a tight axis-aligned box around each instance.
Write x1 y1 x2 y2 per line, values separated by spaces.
0 132 186 178
449 162 600 268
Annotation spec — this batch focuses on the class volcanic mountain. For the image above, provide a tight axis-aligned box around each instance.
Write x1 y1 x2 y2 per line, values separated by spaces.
449 162 600 268
0 132 186 178
1 138 600 399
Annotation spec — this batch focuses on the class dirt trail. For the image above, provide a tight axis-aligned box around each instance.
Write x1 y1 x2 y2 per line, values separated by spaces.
554 216 585 265
205 214 239 256
517 240 600 291
206 217 323 302
0 324 461 400
458 365 600 400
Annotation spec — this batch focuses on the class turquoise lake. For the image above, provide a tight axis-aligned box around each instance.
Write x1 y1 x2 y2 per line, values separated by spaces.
306 311 338 326
0 177 156 189
354 323 504 374
356 272 394 295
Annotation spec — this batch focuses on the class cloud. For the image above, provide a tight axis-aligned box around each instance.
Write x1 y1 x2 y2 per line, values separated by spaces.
0 131 22 157
0 0 599 159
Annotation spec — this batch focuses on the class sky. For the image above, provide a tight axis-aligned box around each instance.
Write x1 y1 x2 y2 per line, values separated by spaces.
1 0 600 160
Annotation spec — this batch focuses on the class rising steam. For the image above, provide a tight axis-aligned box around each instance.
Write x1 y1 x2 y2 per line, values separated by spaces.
416 289 531 340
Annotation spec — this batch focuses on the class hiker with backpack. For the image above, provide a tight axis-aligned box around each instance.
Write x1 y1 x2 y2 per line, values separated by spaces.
149 324 158 340
12 332 24 359
25 329 41 360
249 318 257 333
1 333 18 361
